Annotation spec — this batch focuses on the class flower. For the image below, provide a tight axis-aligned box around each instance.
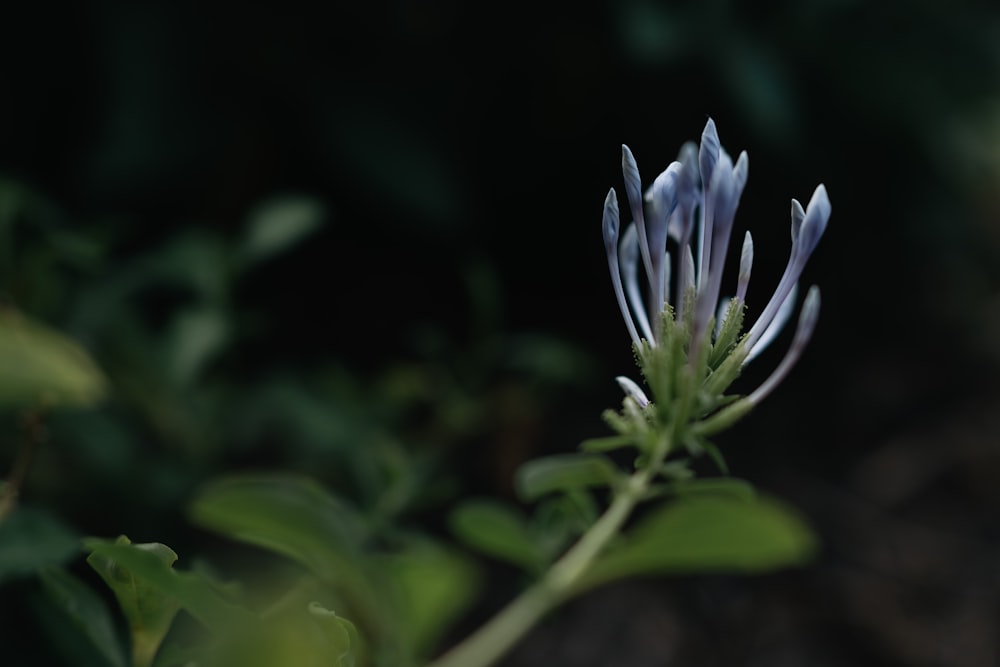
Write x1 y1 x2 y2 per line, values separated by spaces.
602 118 830 413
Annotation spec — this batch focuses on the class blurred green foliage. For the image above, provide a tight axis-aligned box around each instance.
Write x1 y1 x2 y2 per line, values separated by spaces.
0 0 999 665
0 169 600 665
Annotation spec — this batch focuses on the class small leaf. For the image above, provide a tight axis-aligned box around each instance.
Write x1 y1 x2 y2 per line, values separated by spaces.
86 537 181 667
580 435 635 453
701 441 730 475
0 309 106 408
164 306 229 386
449 499 540 571
39 567 127 667
515 454 621 502
241 196 325 266
205 600 361 667
188 474 383 633
86 536 249 667
308 602 360 667
668 477 755 501
380 543 480 659
656 459 695 482
150 643 203 667
188 474 366 584
0 506 79 583
579 494 817 592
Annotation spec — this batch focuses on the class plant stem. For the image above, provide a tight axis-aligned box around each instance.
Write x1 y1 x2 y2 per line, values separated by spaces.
427 467 656 667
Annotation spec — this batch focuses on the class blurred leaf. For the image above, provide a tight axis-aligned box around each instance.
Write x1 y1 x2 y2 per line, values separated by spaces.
449 499 540 571
381 543 480 658
188 474 384 634
515 454 622 502
204 601 362 667
39 566 127 667
188 474 367 583
0 309 106 408
579 495 817 592
150 643 203 667
164 306 229 386
0 506 79 583
151 232 230 302
531 493 598 563
580 434 634 453
86 536 249 667
86 537 181 667
662 477 756 502
656 459 695 482
701 441 730 475
503 334 595 385
241 196 325 266
308 602 360 667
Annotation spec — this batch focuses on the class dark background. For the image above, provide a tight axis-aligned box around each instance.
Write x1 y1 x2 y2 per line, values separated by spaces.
3 1 1000 665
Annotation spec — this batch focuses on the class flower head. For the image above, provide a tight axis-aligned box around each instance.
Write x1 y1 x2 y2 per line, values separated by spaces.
602 119 831 423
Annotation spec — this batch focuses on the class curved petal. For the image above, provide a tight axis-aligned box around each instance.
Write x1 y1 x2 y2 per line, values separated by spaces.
746 287 820 405
604 189 641 348
745 283 798 364
620 223 655 343
616 375 650 408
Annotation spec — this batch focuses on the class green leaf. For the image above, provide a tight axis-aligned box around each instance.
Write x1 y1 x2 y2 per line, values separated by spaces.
39 567 127 667
515 454 621 502
0 506 79 583
188 474 383 636
308 602 360 667
0 309 106 408
86 536 249 667
655 459 694 483
204 601 362 667
380 543 480 658
579 495 817 592
449 499 540 571
241 196 325 266
150 643 204 667
701 441 730 475
579 434 635 453
164 306 229 386
188 474 366 584
86 537 181 667
666 477 755 501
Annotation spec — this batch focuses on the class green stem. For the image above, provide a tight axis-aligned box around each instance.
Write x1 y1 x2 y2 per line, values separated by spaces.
428 460 661 667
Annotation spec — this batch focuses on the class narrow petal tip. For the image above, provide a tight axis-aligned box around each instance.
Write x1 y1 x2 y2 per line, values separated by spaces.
699 119 721 189
796 184 831 258
702 117 718 141
615 375 650 408
790 198 805 244
620 145 645 221
733 150 749 193
602 188 620 250
621 145 639 178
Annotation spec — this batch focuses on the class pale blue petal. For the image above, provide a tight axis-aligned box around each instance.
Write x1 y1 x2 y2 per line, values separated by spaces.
745 283 798 363
616 375 650 408
747 287 820 405
620 223 655 343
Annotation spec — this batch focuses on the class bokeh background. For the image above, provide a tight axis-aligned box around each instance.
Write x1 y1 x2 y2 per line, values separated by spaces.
3 1 1000 665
